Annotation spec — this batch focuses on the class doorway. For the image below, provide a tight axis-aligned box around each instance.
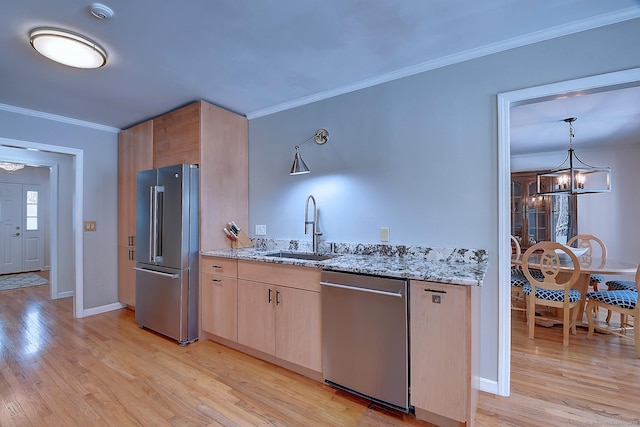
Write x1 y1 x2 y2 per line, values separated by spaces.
0 179 46 274
496 67 640 396
0 138 84 318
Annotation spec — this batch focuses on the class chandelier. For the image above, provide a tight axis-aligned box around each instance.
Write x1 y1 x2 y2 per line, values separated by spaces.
536 118 611 195
0 162 25 172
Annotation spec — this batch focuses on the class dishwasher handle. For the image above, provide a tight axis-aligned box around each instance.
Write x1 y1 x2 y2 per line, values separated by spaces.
320 281 403 298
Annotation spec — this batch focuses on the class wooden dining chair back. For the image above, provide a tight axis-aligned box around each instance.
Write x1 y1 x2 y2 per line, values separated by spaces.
567 234 607 290
585 265 640 358
521 241 582 347
510 236 527 313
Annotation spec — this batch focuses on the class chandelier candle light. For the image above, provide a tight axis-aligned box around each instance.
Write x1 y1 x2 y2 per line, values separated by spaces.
0 162 25 172
536 117 611 195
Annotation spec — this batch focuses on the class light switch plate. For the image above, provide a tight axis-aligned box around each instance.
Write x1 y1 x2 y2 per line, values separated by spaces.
84 221 97 232
255 224 267 236
380 227 390 242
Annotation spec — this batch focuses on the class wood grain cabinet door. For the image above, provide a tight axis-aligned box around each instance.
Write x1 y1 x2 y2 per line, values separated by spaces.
410 280 470 424
201 273 238 341
274 286 322 372
237 279 276 355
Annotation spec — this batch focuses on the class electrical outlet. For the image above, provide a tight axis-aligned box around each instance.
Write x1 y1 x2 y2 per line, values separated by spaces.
380 227 390 242
255 224 267 236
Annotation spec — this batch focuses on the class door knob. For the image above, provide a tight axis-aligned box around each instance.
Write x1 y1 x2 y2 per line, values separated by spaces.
14 232 21 236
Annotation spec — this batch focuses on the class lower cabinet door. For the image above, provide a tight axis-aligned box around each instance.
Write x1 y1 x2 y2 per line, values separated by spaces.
275 287 322 372
201 273 238 341
237 279 276 355
410 280 470 423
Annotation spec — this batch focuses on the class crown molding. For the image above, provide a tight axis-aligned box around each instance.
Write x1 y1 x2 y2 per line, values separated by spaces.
0 102 120 133
247 7 640 120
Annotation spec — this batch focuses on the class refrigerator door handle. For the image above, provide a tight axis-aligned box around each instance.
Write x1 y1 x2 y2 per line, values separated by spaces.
134 267 179 279
150 185 165 263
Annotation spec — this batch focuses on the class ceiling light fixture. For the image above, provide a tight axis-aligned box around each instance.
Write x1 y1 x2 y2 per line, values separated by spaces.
536 117 611 195
29 27 107 69
0 162 26 173
289 129 329 175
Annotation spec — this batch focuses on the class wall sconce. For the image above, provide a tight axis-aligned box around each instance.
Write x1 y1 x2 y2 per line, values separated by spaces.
289 129 329 175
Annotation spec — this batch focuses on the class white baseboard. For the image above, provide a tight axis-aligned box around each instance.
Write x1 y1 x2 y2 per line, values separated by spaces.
82 301 127 317
479 376 500 395
55 290 74 299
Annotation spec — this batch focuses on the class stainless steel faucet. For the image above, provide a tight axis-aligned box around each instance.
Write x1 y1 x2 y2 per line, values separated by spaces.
304 195 322 254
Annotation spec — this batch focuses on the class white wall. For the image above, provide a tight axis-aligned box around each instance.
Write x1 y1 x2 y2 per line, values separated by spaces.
248 18 640 385
0 108 119 310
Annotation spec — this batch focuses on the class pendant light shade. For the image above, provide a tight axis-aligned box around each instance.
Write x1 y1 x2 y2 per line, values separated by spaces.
290 148 311 175
536 118 611 195
30 28 107 69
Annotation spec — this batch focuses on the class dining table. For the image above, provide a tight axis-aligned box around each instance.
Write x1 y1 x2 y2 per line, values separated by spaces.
511 253 638 325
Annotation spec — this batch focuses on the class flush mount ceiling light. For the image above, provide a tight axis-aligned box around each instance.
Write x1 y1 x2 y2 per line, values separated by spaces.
536 117 611 195
289 129 329 175
30 27 107 69
0 162 26 173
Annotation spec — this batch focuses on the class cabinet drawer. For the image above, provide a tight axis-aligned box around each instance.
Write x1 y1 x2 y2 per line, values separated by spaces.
200 256 238 277
238 260 321 292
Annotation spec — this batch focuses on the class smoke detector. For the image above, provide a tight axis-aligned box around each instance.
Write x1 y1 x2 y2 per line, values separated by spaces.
90 3 114 20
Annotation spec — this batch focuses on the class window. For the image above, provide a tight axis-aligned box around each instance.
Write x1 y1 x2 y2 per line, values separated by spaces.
26 190 38 231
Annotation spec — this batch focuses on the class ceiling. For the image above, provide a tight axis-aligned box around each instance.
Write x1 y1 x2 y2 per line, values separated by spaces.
510 84 640 156
1 0 640 148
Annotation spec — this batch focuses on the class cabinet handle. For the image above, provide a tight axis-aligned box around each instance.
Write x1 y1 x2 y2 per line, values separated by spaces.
211 265 223 269
276 290 281 305
422 288 446 294
268 288 272 303
211 278 221 283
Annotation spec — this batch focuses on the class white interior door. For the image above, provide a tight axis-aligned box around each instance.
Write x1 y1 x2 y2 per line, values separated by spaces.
0 182 23 274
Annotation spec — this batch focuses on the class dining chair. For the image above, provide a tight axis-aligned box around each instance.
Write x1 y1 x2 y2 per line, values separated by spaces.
510 236 527 313
510 236 544 313
585 265 640 358
603 278 637 323
567 234 607 290
521 241 582 347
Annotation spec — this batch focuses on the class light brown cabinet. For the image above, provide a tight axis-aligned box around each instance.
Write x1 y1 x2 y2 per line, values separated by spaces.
118 100 248 306
117 120 153 306
151 100 248 251
236 260 322 373
410 280 479 427
200 256 238 341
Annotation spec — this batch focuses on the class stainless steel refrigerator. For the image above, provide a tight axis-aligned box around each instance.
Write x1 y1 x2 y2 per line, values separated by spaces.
135 164 199 345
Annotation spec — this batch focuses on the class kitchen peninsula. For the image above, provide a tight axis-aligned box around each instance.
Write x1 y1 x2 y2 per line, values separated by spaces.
201 239 487 426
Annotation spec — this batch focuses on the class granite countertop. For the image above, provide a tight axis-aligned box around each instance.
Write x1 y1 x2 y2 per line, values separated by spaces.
201 239 488 286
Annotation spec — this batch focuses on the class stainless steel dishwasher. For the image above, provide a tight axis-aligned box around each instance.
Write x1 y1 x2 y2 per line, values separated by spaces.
320 270 409 412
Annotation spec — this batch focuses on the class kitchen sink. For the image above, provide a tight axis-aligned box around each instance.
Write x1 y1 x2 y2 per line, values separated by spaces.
264 251 335 261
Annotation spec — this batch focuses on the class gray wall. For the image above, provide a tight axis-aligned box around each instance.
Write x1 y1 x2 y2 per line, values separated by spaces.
0 109 119 310
248 19 640 384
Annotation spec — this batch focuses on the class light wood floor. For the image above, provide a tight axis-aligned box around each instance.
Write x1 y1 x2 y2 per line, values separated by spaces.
1 285 638 426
